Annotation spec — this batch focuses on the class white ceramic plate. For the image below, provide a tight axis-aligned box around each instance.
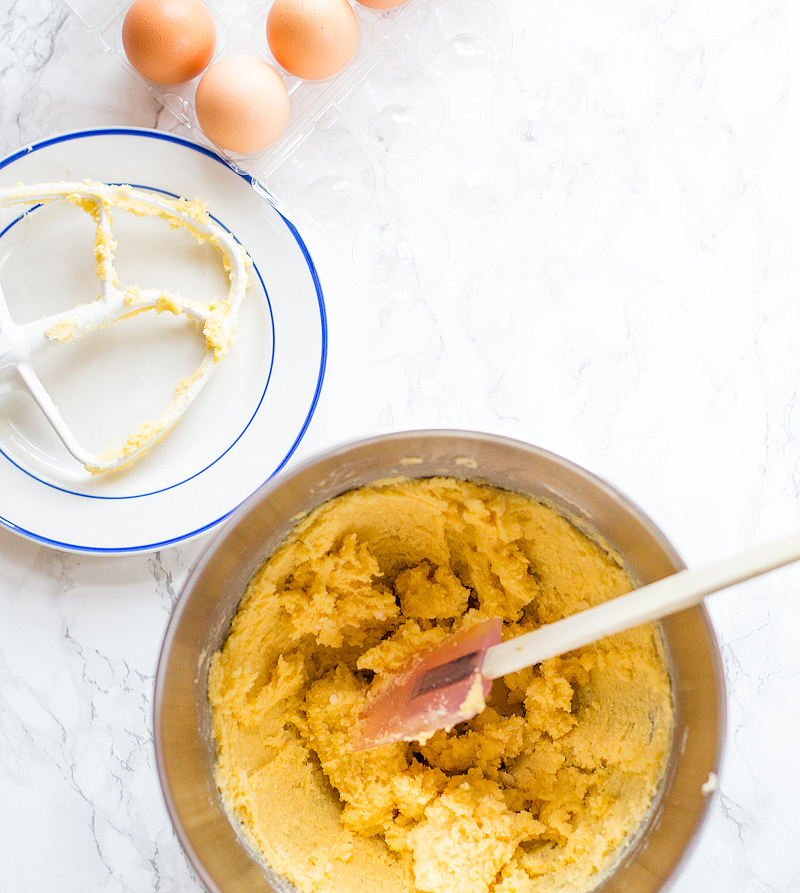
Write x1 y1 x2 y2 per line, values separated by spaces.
0 128 326 553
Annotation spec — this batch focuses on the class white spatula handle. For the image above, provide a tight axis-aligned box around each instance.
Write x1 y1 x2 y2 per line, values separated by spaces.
481 531 800 681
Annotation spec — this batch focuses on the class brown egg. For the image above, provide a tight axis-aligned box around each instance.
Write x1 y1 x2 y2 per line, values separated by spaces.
355 0 410 8
122 0 216 86
195 56 291 154
267 0 359 81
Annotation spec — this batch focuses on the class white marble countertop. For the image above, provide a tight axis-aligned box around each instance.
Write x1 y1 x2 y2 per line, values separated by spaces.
1 0 799 890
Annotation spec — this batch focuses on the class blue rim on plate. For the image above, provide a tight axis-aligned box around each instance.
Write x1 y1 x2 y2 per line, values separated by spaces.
0 128 327 554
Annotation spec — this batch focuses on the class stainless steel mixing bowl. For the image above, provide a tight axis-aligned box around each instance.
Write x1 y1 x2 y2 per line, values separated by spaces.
155 430 725 893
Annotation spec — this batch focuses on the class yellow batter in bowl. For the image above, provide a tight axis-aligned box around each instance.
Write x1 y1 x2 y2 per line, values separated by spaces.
208 476 673 893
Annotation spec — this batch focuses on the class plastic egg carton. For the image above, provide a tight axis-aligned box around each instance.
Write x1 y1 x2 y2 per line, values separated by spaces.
62 0 661 310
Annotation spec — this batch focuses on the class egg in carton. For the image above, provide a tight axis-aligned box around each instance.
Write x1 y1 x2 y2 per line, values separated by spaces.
61 0 662 310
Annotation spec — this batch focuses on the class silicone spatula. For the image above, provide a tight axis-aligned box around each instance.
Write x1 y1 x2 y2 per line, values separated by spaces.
352 530 800 751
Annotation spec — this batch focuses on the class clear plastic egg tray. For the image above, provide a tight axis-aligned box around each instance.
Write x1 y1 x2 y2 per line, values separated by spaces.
62 0 661 310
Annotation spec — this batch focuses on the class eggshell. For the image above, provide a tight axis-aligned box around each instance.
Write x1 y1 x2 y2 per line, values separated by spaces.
267 0 359 81
195 56 291 154
122 0 216 86
355 0 410 8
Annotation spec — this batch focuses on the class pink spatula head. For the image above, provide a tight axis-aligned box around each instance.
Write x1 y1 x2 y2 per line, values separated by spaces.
351 617 502 751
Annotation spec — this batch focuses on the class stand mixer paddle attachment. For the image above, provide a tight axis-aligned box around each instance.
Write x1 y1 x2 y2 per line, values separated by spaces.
0 181 250 474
